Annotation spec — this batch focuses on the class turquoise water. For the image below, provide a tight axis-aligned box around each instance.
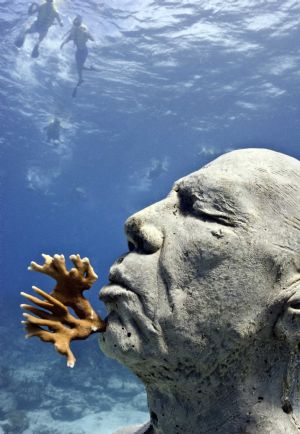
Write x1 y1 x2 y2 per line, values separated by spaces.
1 0 300 432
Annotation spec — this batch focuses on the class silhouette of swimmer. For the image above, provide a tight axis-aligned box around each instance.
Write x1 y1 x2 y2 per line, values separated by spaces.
45 118 61 142
60 15 95 97
15 0 63 58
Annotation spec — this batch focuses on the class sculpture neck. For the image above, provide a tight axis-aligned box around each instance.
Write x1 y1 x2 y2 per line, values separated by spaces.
141 344 300 434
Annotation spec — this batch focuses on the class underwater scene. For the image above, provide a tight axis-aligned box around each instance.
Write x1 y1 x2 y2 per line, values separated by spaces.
1 0 300 433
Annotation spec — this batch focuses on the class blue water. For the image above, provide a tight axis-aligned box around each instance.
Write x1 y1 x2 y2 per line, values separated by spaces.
1 0 300 433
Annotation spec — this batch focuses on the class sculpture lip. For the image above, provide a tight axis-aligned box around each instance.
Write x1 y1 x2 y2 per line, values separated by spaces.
100 268 141 306
107 268 139 294
100 283 131 299
100 284 137 317
100 280 138 302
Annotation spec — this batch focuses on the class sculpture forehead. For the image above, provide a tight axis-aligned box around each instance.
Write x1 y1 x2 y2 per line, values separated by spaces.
175 151 250 198
176 148 300 193
172 149 300 230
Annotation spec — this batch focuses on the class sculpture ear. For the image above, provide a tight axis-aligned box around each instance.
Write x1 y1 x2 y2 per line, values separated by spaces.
275 288 300 350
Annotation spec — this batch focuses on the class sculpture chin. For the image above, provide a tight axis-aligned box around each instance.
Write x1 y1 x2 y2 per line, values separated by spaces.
98 311 143 363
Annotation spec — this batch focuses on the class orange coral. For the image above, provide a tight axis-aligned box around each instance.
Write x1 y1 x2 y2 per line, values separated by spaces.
21 254 106 368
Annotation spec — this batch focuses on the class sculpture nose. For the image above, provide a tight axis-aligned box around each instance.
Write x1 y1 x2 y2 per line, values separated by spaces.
124 215 163 254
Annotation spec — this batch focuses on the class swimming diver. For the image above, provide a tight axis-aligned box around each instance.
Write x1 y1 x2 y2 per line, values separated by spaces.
60 15 95 97
45 117 61 143
148 160 166 180
15 0 63 58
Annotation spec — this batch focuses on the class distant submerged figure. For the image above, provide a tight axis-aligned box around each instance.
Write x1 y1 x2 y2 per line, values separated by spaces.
147 160 167 180
15 0 63 58
60 15 95 97
45 117 61 143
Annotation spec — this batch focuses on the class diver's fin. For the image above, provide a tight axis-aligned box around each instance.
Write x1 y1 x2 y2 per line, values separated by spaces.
72 79 84 98
31 45 39 58
72 86 78 98
15 33 25 48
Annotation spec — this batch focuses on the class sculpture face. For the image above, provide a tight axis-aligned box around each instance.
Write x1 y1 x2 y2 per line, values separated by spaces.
99 149 300 372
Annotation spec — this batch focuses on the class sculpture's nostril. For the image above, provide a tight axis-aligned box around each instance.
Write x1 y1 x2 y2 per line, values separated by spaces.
128 241 135 252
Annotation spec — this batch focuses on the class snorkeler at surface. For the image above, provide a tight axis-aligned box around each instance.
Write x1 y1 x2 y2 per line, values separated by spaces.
60 15 95 97
15 0 63 58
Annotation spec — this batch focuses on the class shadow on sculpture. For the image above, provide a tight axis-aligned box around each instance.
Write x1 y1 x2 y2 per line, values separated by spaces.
22 149 300 433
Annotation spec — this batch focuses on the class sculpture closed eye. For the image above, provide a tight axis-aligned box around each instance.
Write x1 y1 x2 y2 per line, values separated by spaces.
193 200 238 226
21 253 106 368
177 187 236 226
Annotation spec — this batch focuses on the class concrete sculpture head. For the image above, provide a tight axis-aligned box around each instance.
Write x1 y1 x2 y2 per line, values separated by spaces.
100 149 300 434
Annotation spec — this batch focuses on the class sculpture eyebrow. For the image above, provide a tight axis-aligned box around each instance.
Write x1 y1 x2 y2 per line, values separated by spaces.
175 181 242 227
